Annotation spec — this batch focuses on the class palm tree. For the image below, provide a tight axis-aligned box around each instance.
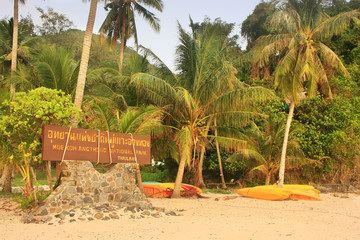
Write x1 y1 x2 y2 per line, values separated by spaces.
82 95 165 193
100 0 163 73
36 46 79 95
229 118 305 185
248 0 359 187
72 0 103 126
0 18 39 91
175 18 244 188
8 46 80 95
130 18 275 197
131 73 274 197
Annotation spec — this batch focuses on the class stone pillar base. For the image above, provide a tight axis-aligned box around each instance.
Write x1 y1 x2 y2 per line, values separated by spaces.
34 160 147 216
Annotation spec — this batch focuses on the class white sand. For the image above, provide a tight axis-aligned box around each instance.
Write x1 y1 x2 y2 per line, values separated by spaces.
1 192 359 240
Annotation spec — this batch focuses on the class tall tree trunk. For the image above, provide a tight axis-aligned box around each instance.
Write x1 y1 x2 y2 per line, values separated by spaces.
72 0 98 126
278 102 295 188
214 118 226 189
265 173 271 185
119 14 127 74
10 0 19 97
1 165 13 192
172 150 186 198
112 15 121 49
194 117 212 188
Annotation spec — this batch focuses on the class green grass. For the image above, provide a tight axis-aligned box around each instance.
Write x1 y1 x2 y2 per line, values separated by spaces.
0 191 22 198
140 167 171 182
11 169 56 187
205 189 233 194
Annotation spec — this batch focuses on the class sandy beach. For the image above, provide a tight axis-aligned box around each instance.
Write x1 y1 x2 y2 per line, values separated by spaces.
1 192 359 240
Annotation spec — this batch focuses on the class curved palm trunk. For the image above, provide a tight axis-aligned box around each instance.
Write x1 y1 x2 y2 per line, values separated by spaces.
172 150 186 198
10 0 19 97
194 117 212 187
72 0 98 125
119 14 127 74
278 102 295 188
214 118 226 189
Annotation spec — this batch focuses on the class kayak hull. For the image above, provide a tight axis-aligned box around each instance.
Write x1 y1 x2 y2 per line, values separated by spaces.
143 182 202 198
237 184 321 201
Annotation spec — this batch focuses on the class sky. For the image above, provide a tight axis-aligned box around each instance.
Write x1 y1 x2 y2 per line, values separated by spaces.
0 0 263 71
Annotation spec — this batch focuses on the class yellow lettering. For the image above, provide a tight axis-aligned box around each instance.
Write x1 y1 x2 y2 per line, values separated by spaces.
52 144 64 150
48 130 53 139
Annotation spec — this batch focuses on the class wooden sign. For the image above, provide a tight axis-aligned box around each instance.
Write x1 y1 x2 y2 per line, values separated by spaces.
42 125 151 164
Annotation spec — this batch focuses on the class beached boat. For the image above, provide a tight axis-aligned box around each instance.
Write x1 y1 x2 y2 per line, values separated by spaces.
143 182 202 198
237 184 321 201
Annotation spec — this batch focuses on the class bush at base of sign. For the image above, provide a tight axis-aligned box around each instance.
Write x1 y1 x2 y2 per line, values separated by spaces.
140 166 172 183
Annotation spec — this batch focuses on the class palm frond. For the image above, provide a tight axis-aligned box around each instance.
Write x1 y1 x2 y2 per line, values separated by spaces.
139 45 178 85
118 105 164 135
312 10 360 41
131 73 178 107
208 135 248 152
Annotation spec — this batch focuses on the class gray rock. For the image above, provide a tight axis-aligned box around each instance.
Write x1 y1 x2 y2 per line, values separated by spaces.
38 208 48 216
22 213 36 224
166 211 177 216
83 197 93 204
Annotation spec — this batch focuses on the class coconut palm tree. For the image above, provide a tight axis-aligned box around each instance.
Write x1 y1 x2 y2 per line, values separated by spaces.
175 18 244 188
99 0 163 73
130 18 275 197
82 95 165 193
229 118 305 185
8 45 80 95
0 18 40 92
248 0 359 187
131 71 274 198
0 18 32 73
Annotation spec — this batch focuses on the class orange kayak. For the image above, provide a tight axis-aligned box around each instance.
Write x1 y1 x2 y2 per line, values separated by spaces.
143 182 202 198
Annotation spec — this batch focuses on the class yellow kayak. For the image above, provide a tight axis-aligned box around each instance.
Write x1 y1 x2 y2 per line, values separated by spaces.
237 184 321 201
255 184 320 194
237 187 290 201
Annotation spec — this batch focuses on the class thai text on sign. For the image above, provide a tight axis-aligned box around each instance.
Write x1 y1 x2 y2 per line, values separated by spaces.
42 125 151 164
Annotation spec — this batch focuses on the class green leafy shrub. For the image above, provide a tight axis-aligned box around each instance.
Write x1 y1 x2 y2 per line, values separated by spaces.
295 95 360 183
0 87 81 207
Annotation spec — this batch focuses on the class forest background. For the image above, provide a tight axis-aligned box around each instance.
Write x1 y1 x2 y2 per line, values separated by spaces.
0 0 360 204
